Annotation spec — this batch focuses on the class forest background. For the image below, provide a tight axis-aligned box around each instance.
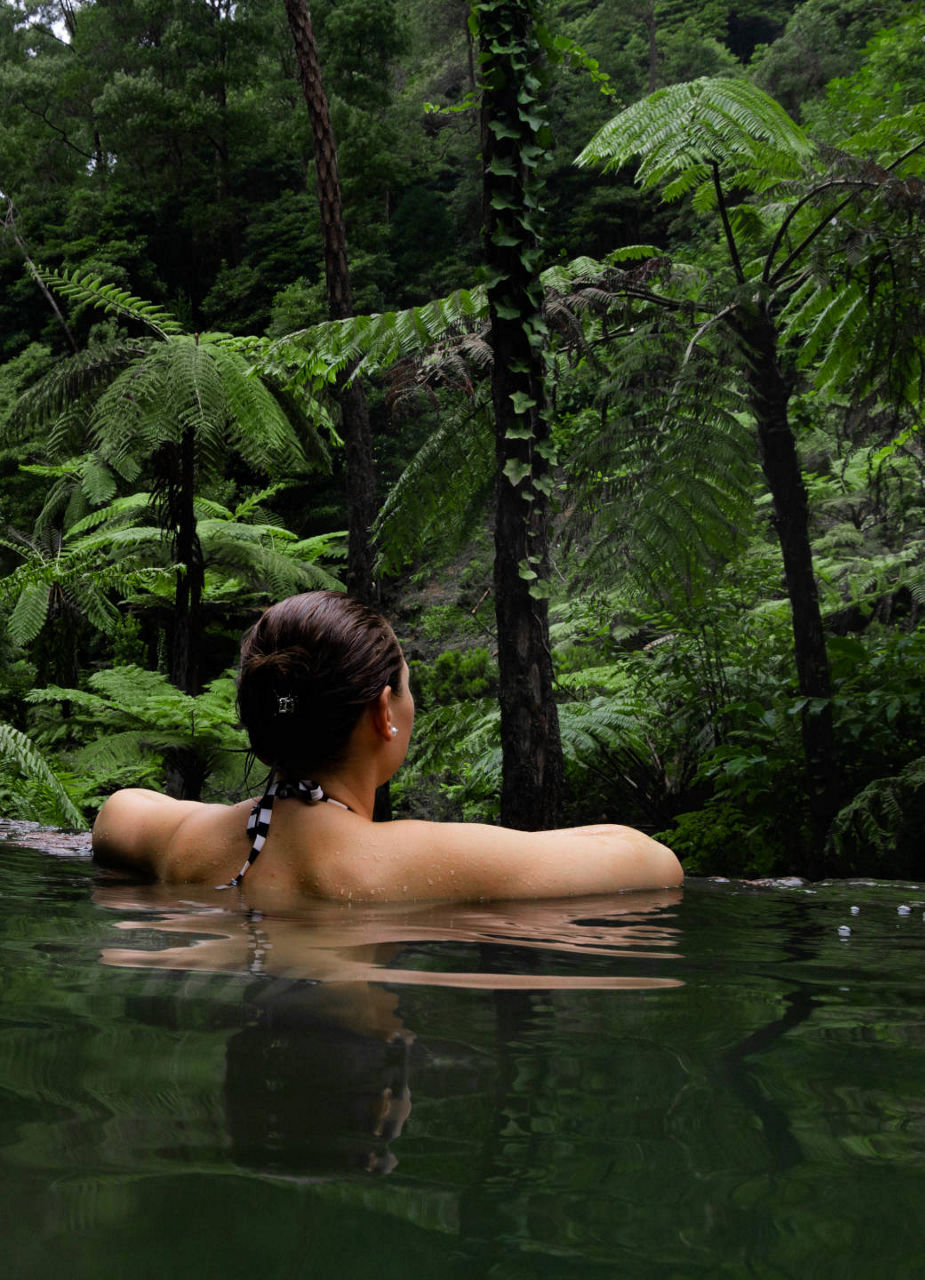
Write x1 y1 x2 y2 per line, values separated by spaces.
1 0 923 879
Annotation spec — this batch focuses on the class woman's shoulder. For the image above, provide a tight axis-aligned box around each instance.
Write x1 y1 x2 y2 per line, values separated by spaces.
307 816 682 902
92 788 249 878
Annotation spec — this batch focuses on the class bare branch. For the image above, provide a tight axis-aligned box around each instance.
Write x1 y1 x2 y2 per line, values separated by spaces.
18 102 95 162
2 195 78 353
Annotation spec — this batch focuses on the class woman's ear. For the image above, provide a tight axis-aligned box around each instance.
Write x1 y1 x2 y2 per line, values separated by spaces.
371 686 393 742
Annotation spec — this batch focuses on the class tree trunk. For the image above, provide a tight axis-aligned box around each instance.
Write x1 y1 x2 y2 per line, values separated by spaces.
480 0 564 830
283 0 377 604
169 426 203 699
644 2 658 93
165 425 205 801
737 307 839 865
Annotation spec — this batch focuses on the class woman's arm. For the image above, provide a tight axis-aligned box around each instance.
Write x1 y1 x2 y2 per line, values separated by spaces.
310 818 682 902
92 789 201 874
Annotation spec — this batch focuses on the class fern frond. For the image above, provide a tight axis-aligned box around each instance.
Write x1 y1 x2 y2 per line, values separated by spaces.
66 493 156 537
232 483 294 521
69 524 167 558
7 581 51 646
35 266 185 339
271 285 489 382
567 333 757 604
576 77 811 194
0 721 87 830
290 532 348 563
210 344 316 474
407 699 501 785
375 404 495 574
8 340 150 442
557 696 649 764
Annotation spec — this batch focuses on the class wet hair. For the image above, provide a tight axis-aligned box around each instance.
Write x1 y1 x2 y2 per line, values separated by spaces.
238 591 403 776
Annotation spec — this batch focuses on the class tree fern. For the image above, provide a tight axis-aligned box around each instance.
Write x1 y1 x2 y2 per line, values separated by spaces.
10 267 343 706
559 293 758 605
14 271 331 486
576 77 811 195
1 486 345 654
28 669 249 800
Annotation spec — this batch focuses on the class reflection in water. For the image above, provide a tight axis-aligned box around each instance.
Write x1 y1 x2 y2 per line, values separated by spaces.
4 838 925 1278
93 880 683 1178
225 994 413 1177
94 880 685 987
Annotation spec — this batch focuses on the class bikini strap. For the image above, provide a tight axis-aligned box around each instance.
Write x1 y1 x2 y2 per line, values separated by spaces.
216 772 349 890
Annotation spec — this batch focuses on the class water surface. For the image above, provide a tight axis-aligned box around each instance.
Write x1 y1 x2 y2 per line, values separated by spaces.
2 820 924 1279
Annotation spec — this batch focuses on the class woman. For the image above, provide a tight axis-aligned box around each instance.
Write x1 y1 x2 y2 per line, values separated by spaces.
92 591 682 900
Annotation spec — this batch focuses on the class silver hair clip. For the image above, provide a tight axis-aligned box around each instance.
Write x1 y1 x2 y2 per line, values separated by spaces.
277 694 298 715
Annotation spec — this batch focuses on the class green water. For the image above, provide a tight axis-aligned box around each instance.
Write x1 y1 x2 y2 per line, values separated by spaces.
2 821 924 1279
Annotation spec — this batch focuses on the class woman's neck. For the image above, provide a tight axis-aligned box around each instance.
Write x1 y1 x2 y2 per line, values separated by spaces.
310 763 379 820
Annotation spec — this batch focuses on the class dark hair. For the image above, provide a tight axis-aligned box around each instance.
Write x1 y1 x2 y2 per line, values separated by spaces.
238 591 403 776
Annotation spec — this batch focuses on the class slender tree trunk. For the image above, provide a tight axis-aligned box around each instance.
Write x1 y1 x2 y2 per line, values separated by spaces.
480 0 564 830
165 425 205 800
737 307 839 865
644 2 658 93
283 0 377 604
170 430 203 698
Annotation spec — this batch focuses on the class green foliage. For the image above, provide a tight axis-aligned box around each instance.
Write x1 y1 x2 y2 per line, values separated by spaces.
0 721 87 830
35 267 185 339
0 524 170 648
658 624 925 875
1 0 923 874
27 667 248 803
576 75 811 195
395 695 502 822
11 268 332 482
658 802 784 878
826 756 925 879
375 402 495 574
750 0 911 117
265 284 489 389
804 9 925 139
411 646 497 710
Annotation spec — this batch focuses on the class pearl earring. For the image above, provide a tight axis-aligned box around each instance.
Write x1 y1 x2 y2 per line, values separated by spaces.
390 726 398 737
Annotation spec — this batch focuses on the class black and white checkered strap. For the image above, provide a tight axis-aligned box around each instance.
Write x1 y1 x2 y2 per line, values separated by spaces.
216 772 349 889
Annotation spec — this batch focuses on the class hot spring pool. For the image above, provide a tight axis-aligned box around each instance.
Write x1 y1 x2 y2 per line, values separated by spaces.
2 818 924 1279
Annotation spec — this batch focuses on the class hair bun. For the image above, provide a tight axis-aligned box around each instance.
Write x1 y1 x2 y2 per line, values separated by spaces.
238 591 403 775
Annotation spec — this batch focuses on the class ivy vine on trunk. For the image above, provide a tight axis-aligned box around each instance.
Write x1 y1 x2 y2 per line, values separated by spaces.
476 0 564 830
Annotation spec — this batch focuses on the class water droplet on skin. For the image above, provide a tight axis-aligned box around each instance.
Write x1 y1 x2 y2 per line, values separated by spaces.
850 905 860 915
837 925 852 937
